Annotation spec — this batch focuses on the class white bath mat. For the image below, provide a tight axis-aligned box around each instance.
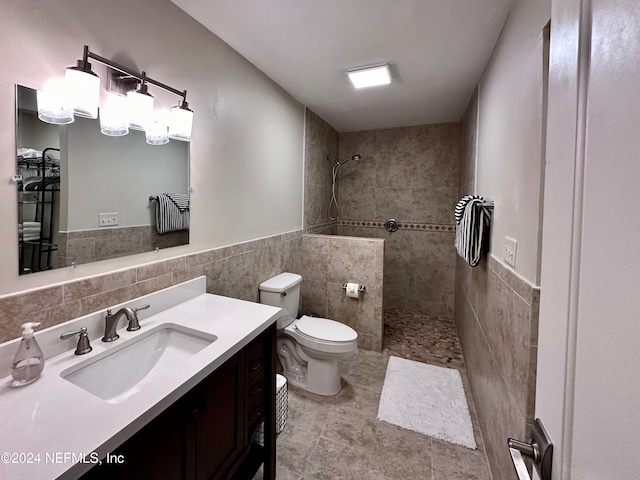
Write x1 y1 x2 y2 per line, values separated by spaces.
377 356 477 449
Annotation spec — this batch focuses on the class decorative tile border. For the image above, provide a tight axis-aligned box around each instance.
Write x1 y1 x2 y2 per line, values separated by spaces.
305 221 338 234
338 219 455 232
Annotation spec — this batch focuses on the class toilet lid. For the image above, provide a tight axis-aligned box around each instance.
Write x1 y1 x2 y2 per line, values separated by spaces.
296 315 358 342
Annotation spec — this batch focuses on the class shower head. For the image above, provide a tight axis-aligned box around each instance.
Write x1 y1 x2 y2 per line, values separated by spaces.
340 154 361 166
326 154 362 167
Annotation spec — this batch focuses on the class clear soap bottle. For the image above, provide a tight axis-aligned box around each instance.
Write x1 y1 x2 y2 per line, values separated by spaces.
11 322 45 385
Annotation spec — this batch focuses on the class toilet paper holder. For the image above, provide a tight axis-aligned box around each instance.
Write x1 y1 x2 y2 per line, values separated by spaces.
342 283 366 293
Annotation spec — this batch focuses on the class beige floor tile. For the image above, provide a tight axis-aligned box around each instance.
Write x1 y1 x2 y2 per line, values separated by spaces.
431 438 492 480
374 421 433 479
303 437 389 480
272 309 492 480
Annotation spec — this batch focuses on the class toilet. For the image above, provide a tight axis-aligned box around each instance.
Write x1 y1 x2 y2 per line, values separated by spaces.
259 272 358 396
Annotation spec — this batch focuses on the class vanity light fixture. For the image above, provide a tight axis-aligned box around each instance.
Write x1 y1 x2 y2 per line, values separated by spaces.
99 93 129 137
127 73 154 132
346 63 392 89
145 110 170 145
37 79 75 125
64 47 100 119
38 45 194 143
168 96 193 142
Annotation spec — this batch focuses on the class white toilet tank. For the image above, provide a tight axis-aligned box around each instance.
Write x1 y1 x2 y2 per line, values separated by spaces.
259 273 302 328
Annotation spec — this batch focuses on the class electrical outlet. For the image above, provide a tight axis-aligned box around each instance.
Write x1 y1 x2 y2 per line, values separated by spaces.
99 212 119 227
503 236 517 267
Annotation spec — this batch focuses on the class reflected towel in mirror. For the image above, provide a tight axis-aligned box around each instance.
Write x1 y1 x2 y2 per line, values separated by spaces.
151 193 190 234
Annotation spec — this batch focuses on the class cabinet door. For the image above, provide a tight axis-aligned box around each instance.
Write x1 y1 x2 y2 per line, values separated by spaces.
80 398 187 480
196 352 244 480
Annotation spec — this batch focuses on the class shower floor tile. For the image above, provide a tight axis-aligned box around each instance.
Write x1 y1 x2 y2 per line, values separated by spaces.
382 307 466 370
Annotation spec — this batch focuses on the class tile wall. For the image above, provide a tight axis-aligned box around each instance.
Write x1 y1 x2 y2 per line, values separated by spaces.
304 109 339 234
58 227 188 267
0 231 302 344
455 89 540 480
337 124 459 316
300 234 384 352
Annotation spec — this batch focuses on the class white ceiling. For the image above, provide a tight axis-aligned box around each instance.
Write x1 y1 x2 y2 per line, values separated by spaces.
171 0 514 132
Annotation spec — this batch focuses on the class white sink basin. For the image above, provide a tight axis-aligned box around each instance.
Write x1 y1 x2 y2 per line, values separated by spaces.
61 323 217 403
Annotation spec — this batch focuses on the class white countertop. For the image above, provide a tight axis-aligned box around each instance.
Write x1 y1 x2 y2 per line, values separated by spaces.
0 277 281 480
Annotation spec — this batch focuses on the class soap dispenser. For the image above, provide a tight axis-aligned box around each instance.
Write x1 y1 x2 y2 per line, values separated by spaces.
11 322 45 385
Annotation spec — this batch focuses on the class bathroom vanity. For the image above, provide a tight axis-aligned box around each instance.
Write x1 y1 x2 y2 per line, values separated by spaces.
80 325 276 480
0 277 280 480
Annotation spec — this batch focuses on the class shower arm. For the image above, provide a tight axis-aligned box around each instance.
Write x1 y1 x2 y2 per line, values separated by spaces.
326 154 361 166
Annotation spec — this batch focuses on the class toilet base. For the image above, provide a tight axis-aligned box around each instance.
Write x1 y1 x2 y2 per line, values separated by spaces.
277 334 354 396
281 355 342 396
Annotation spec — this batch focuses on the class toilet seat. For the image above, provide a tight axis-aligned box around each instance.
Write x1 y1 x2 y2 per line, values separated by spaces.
295 315 358 343
283 316 358 354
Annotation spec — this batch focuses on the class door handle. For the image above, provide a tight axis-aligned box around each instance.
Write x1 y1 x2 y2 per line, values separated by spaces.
508 446 532 480
508 438 537 461
507 418 553 480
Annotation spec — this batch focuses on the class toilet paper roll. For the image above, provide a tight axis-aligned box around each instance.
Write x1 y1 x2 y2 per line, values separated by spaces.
345 283 360 299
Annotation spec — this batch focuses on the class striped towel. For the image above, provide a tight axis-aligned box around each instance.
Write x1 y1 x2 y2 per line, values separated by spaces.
166 193 189 212
454 196 492 267
153 193 190 234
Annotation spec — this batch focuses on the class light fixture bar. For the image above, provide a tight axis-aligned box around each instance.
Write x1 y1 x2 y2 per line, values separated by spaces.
82 45 187 102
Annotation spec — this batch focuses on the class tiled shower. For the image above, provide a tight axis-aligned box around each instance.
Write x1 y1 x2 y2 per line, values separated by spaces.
303 109 460 322
301 105 541 480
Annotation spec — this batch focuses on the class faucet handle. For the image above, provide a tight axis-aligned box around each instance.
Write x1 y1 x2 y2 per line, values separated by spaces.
126 304 151 332
132 304 150 314
60 326 93 355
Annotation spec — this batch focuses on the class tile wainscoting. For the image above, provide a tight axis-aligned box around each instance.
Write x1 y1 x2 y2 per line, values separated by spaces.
305 220 338 235
300 234 384 352
337 221 456 317
455 253 540 480
0 231 302 345
58 226 189 267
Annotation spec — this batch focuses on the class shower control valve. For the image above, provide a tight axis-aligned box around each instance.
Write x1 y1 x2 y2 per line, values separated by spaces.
384 218 399 233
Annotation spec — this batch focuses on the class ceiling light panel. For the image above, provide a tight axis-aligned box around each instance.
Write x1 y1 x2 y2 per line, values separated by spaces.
346 64 391 89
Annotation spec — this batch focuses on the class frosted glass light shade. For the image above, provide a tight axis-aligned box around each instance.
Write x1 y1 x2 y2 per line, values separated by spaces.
37 79 74 125
127 90 154 131
145 111 169 145
65 67 100 119
100 94 129 137
168 105 193 142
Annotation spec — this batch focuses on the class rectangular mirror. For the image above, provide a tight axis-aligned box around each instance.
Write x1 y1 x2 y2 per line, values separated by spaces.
16 85 190 275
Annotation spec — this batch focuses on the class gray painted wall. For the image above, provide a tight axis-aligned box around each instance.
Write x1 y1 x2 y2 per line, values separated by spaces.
0 0 304 294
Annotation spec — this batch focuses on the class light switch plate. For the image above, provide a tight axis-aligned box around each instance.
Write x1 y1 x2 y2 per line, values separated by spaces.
99 212 118 227
503 236 517 267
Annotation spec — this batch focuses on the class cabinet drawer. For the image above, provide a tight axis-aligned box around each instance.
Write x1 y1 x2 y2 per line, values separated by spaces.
245 334 264 356
247 377 265 401
246 403 265 435
246 344 265 381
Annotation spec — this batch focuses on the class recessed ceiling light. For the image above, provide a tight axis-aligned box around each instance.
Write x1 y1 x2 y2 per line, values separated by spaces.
346 64 391 89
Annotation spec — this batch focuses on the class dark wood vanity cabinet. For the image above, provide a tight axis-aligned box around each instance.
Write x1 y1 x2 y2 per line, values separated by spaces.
80 323 276 480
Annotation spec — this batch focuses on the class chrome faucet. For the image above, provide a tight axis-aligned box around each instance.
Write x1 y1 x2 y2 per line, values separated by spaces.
102 304 150 342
